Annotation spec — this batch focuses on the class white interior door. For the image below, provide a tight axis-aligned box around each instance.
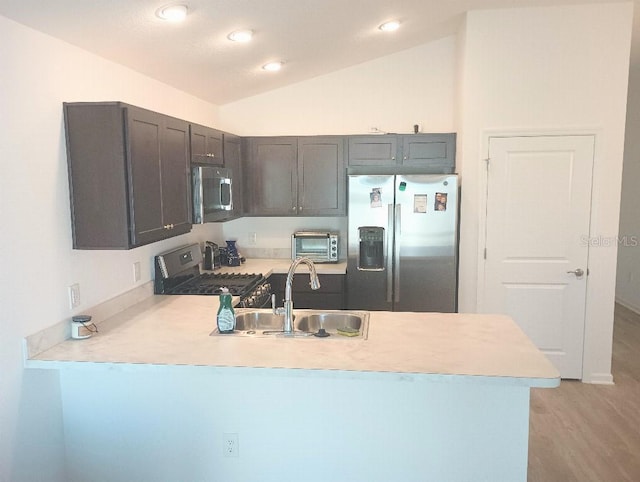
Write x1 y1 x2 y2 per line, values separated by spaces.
482 135 594 379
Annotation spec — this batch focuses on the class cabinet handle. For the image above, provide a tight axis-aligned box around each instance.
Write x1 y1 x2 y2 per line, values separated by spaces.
299 207 303 212
206 153 215 158
292 207 297 212
404 156 407 160
392 157 396 161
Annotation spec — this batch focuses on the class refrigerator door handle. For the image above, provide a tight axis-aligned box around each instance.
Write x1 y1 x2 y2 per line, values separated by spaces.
386 203 394 303
394 204 401 303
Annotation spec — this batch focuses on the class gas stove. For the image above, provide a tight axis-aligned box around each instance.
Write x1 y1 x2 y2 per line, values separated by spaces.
154 244 272 308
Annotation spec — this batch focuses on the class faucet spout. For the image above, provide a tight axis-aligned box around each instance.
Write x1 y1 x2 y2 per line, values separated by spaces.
284 257 321 334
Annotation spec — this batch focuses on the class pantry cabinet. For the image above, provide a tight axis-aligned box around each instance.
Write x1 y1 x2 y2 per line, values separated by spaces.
348 133 456 172
64 102 192 249
243 136 346 216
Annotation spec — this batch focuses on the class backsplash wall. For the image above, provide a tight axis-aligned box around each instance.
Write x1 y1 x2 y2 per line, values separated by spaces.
220 217 348 259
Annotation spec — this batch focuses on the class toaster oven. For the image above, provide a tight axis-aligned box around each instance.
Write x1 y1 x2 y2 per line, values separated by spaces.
292 231 339 263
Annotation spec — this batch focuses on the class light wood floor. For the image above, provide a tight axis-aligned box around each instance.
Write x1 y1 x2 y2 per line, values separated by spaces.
528 304 640 481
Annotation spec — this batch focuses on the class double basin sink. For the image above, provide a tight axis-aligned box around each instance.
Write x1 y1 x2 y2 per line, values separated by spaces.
210 309 369 339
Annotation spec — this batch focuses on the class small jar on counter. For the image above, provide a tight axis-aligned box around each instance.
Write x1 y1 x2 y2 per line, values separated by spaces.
71 315 98 339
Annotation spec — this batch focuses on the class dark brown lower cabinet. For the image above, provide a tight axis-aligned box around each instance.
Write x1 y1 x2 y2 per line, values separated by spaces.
268 274 345 310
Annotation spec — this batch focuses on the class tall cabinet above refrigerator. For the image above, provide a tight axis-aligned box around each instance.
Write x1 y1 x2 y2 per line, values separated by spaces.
347 170 459 312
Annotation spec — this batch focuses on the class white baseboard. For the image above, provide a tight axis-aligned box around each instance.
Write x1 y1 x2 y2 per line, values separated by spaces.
615 297 640 315
582 372 615 385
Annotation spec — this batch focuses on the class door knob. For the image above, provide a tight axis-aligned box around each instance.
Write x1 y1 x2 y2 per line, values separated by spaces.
567 268 584 277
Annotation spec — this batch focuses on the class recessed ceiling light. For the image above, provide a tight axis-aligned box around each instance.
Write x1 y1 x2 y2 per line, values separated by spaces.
227 30 253 42
379 20 400 32
156 4 188 22
262 61 283 72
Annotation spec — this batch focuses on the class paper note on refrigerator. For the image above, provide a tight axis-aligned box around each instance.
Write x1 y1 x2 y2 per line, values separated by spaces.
414 194 427 213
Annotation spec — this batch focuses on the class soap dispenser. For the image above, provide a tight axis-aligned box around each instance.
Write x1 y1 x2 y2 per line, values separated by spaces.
217 288 236 334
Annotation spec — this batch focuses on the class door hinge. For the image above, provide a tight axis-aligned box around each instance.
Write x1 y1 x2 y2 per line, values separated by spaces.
484 247 487 260
484 157 490 166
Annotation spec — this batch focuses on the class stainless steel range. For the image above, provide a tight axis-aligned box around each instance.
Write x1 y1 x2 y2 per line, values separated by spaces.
154 244 272 308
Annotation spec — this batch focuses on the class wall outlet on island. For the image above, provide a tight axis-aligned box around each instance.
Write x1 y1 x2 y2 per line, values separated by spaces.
223 433 239 457
68 283 81 309
248 232 257 245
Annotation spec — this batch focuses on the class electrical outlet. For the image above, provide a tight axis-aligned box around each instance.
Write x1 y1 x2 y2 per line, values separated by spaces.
223 433 239 457
68 283 81 309
133 262 141 282
248 232 257 245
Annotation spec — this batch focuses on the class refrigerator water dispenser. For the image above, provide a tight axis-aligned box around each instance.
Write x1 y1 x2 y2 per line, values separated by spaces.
358 226 385 270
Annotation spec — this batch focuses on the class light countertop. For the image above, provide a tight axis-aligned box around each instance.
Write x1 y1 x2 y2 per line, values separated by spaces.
27 284 560 388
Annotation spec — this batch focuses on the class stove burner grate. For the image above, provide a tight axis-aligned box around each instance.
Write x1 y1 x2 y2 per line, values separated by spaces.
169 272 264 297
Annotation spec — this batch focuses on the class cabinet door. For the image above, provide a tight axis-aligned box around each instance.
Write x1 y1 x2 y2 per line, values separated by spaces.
224 133 243 216
347 135 398 166
400 133 456 172
298 137 346 216
127 107 191 246
161 116 192 236
244 137 298 216
268 274 345 309
128 107 164 246
190 123 223 165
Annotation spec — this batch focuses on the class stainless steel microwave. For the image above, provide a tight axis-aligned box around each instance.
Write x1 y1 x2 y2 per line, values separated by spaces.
292 231 339 263
192 166 233 223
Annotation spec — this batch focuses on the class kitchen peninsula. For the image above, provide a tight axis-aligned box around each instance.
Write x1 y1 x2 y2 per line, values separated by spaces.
25 260 558 482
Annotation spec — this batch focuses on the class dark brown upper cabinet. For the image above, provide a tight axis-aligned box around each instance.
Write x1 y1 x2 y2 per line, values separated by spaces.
243 136 346 217
190 123 223 165
348 133 456 173
64 102 192 249
297 137 346 216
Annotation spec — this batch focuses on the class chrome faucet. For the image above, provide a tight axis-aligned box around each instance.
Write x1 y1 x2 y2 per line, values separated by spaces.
284 257 321 334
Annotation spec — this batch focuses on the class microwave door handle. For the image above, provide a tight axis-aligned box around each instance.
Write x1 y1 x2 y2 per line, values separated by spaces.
193 168 203 223
394 204 401 303
225 178 232 209
220 178 232 209
387 204 394 303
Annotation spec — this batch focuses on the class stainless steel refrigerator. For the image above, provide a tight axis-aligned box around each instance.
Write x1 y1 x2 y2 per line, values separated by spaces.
347 171 459 312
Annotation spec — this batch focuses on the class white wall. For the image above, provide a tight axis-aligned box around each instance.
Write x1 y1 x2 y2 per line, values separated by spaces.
617 6 640 314
0 15 222 481
221 217 347 258
457 3 632 382
218 37 457 136
59 367 532 482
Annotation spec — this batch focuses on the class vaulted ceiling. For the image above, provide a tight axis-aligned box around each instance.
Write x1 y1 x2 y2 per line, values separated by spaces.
0 0 634 105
